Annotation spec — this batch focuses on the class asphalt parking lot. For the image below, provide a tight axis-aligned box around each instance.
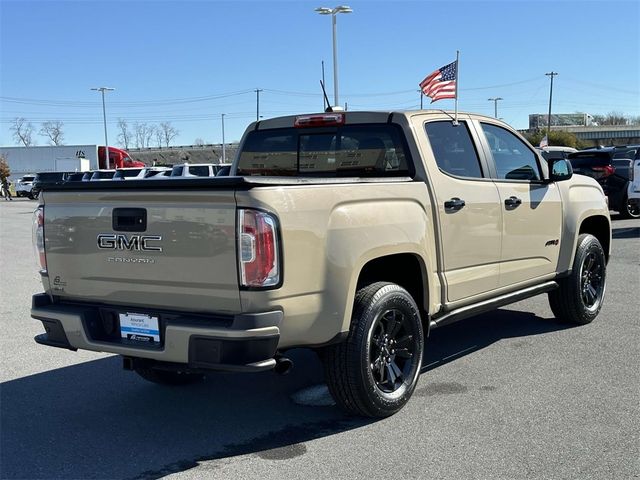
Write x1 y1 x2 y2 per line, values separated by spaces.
0 198 638 480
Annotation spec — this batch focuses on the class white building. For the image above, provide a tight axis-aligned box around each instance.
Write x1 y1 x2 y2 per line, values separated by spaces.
0 145 99 180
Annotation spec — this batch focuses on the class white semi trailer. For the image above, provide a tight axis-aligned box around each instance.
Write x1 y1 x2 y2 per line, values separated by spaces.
0 145 99 181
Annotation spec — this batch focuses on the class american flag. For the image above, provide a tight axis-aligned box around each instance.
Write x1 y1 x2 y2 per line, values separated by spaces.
419 60 457 103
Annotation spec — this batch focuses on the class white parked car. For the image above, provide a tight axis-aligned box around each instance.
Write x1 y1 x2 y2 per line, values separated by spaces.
90 170 116 181
628 158 640 216
15 174 36 197
112 167 145 180
113 166 172 180
170 163 217 178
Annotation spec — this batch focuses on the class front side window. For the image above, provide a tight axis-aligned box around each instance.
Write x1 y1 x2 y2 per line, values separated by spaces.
424 121 483 178
481 123 541 181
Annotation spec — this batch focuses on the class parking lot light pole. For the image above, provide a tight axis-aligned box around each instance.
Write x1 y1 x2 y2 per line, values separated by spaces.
221 113 226 164
315 5 352 108
545 72 558 139
488 97 503 118
91 87 115 168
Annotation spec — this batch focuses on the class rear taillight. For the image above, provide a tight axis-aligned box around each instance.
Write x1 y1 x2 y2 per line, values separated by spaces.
592 165 615 177
238 209 280 288
32 206 47 274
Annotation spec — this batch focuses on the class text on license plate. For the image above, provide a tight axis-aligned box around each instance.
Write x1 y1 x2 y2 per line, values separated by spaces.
119 312 160 343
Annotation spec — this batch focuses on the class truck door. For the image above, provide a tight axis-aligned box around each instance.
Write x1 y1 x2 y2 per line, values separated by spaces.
475 121 562 288
422 119 502 303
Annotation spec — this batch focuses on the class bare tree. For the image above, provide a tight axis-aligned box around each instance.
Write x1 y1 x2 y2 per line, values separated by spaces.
10 117 36 146
194 138 205 146
117 119 132 149
159 122 179 147
39 120 65 145
145 125 156 148
155 127 163 148
134 123 155 148
592 111 628 126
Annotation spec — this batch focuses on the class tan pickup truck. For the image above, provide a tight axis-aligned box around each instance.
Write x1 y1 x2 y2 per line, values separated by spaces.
31 111 611 417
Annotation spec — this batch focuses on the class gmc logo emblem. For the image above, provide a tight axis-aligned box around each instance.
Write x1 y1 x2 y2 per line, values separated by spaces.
97 234 163 252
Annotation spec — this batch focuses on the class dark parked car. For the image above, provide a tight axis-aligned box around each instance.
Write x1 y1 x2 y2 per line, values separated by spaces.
31 172 73 199
568 148 638 218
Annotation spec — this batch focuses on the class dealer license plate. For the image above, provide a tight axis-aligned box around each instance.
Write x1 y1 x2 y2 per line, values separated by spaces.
119 312 160 343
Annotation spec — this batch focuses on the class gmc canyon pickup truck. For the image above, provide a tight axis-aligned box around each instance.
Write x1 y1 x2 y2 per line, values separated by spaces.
31 111 611 418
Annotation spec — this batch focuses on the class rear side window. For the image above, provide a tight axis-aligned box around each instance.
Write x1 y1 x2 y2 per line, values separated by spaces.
171 166 184 176
237 124 412 177
188 166 211 177
480 123 540 181
424 121 483 178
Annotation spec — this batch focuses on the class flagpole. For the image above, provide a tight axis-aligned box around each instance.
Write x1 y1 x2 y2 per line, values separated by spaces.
454 50 459 125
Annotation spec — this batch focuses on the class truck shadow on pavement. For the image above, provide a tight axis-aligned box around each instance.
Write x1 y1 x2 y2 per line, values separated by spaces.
1 309 569 480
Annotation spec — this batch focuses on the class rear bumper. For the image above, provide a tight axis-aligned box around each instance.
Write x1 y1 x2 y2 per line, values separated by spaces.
31 293 281 372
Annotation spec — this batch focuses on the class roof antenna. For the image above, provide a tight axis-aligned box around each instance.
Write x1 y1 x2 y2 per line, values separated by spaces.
320 80 333 112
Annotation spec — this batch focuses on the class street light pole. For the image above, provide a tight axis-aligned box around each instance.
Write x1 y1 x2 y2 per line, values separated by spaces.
488 97 503 118
221 113 226 164
315 5 352 108
91 87 114 168
545 71 558 140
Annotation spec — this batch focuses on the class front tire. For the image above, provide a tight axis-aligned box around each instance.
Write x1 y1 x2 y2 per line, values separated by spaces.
322 282 424 418
548 233 606 324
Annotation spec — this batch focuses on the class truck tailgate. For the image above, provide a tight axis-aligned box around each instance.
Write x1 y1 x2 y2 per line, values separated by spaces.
42 190 240 313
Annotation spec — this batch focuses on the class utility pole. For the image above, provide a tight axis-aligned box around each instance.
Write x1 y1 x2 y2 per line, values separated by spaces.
255 89 263 121
488 97 503 118
221 113 226 163
90 87 114 168
545 72 558 140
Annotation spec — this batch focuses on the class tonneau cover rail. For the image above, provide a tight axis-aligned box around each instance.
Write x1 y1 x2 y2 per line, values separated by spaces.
42 176 414 191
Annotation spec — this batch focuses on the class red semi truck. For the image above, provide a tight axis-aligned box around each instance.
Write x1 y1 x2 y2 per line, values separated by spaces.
98 146 145 169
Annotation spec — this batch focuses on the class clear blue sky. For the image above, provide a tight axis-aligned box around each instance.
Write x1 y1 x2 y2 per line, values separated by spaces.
1 0 638 147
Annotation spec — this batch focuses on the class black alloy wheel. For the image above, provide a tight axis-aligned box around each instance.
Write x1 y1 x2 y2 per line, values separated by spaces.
580 250 605 312
369 309 417 395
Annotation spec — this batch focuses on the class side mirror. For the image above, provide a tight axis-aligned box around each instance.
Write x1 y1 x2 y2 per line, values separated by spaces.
548 158 573 182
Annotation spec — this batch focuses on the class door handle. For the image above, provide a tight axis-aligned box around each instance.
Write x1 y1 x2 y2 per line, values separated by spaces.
444 197 466 211
504 196 522 208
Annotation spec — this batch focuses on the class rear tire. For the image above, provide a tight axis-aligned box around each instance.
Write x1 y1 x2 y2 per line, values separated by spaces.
321 282 424 418
134 366 205 386
548 234 606 325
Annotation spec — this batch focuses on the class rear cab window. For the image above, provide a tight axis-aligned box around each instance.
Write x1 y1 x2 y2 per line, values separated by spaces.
237 124 413 177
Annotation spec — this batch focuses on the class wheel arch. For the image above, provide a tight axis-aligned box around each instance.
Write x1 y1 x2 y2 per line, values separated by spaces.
579 215 611 263
354 252 430 329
